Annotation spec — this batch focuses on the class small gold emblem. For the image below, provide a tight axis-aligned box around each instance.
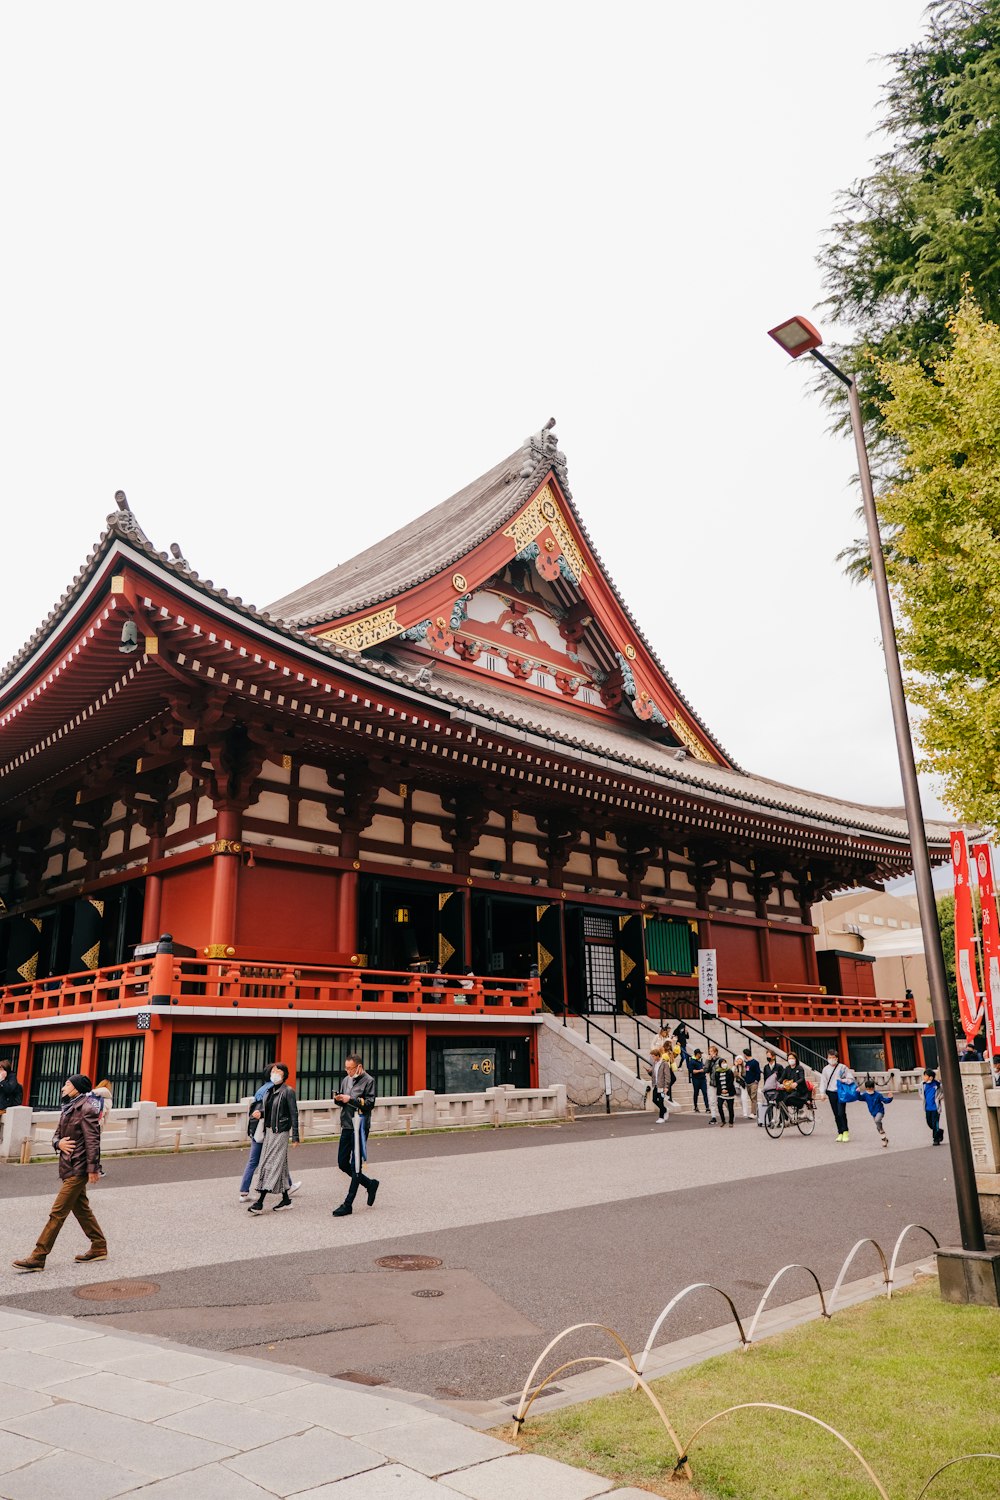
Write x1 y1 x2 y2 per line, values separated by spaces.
452 573 467 591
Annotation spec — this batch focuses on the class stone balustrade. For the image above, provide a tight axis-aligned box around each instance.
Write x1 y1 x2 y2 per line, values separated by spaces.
0 1084 568 1161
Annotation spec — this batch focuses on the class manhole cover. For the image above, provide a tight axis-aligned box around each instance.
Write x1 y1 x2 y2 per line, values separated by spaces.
412 1288 444 1299
74 1280 160 1302
376 1254 443 1271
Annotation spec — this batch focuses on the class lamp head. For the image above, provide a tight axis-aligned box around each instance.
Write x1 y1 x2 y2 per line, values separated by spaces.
767 315 822 359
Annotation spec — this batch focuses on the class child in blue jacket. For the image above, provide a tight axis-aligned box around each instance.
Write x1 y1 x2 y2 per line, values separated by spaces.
922 1070 944 1145
861 1076 893 1148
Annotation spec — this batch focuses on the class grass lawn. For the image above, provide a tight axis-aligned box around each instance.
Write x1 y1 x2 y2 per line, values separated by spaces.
503 1281 1000 1498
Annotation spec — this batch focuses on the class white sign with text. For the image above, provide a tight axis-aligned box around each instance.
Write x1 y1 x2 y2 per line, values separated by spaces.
698 948 718 1014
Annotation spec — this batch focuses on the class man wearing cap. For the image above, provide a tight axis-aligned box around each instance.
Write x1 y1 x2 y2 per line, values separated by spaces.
12 1073 107 1273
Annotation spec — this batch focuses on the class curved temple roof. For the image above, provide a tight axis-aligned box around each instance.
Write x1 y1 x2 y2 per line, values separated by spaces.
0 426 952 860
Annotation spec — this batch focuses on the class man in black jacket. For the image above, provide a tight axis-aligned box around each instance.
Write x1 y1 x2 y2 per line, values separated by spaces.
12 1073 107 1272
0 1059 23 1113
332 1054 379 1217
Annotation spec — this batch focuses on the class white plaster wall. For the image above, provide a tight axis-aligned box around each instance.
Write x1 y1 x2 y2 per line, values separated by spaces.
247 790 289 822
298 799 338 831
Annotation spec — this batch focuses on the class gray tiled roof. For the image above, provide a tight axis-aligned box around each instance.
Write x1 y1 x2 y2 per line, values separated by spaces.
266 422 734 765
266 432 555 625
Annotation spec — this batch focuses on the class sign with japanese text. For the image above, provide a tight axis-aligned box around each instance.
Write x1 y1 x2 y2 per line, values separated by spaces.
698 948 718 1014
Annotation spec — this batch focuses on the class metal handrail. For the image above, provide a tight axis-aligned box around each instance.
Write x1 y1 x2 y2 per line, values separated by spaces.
627 1006 794 1072
577 1012 650 1080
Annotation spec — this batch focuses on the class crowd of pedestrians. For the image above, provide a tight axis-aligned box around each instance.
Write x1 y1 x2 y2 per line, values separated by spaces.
644 1026 965 1155
11 1050 382 1272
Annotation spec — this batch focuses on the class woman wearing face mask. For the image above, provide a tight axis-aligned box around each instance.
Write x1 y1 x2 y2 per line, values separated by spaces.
248 1062 299 1214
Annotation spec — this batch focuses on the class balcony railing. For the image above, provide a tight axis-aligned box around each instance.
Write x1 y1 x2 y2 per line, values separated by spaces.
0 957 542 1024
719 988 918 1026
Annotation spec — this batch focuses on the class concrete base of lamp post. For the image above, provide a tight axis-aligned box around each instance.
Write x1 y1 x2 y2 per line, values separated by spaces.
936 1247 1000 1307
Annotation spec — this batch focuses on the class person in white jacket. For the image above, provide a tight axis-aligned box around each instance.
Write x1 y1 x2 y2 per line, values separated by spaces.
819 1051 856 1142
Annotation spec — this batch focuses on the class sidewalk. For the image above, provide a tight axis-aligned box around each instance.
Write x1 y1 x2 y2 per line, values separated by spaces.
0 1308 650 1499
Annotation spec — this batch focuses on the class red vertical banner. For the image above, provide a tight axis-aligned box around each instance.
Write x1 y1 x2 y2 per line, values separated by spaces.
950 831 983 1044
972 842 1000 1058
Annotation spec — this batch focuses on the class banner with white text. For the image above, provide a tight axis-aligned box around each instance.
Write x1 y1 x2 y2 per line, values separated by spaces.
950 830 983 1044
972 841 1000 1058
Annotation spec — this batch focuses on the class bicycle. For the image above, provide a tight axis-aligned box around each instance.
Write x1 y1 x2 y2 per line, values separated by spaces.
763 1088 815 1138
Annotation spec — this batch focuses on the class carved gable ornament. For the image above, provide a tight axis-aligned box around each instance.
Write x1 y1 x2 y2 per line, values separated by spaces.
502 485 586 584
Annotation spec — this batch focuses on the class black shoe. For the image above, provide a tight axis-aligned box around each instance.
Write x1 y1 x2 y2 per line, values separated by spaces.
272 1194 292 1212
248 1198 266 1214
332 1203 352 1217
366 1179 380 1208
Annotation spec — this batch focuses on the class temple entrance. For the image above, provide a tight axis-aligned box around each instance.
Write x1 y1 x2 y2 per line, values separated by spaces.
472 895 536 977
564 905 647 1014
359 876 467 974
470 893 565 1010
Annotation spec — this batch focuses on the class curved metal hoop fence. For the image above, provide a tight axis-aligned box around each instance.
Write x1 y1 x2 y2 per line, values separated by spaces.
633 1283 747 1382
513 1324 637 1428
676 1402 890 1499
887 1224 940 1297
827 1238 890 1314
913 1452 1000 1499
744 1264 830 1346
512 1355 688 1475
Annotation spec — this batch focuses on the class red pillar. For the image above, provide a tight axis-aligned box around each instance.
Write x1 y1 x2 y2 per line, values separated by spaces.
208 808 241 957
410 1021 427 1092
883 1029 895 1070
79 1023 97 1084
758 924 773 982
838 1031 850 1066
141 833 164 944
139 1019 171 1104
337 869 360 956
278 1019 299 1085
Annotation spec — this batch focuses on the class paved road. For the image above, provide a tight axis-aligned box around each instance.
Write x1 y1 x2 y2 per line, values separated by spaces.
1 1102 959 1405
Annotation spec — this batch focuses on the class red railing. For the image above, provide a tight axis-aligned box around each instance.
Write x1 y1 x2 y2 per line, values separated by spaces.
0 957 543 1023
719 988 918 1026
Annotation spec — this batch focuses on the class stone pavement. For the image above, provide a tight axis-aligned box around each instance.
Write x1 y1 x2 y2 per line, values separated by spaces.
0 1307 654 1499
0 1095 945 1295
0 1100 958 1403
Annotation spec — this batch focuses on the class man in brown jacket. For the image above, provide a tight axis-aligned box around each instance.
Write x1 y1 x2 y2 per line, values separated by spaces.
12 1073 107 1273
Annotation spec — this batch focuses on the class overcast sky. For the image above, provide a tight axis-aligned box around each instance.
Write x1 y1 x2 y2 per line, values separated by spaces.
0 1 954 822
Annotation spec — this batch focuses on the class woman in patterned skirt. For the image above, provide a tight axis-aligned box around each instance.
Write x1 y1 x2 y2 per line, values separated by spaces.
248 1063 299 1214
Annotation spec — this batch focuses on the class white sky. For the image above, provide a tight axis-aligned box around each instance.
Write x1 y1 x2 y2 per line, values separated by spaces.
0 1 953 822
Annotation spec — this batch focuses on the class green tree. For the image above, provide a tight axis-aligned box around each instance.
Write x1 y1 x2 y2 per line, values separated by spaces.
818 2 1000 476
877 294 1000 826
935 892 964 1032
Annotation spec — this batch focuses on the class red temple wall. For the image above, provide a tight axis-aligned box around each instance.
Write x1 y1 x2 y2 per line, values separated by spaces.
158 863 215 950
713 922 764 987
769 929 811 986
235 863 338 952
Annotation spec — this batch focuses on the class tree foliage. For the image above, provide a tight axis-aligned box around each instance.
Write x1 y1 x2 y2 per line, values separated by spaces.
935 892 967 1030
877 295 1000 825
818 2 1000 462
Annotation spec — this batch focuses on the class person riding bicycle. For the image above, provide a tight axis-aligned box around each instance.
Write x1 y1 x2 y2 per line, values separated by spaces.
779 1053 808 1108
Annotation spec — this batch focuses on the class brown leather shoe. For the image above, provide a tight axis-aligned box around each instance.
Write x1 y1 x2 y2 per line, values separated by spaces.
74 1248 108 1263
12 1258 45 1272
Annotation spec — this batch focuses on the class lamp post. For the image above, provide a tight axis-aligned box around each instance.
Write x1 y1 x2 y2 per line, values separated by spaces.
767 315 988 1264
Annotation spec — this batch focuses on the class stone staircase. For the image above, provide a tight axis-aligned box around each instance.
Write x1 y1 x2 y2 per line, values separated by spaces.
558 1014 694 1111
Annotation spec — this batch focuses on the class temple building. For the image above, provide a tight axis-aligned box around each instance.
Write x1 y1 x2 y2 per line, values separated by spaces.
0 422 947 1107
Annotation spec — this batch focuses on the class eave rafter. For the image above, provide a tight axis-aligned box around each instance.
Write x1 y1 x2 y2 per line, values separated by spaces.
0 550 946 885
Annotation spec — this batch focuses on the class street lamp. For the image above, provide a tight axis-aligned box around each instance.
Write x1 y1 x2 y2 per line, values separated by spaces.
768 316 992 1275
